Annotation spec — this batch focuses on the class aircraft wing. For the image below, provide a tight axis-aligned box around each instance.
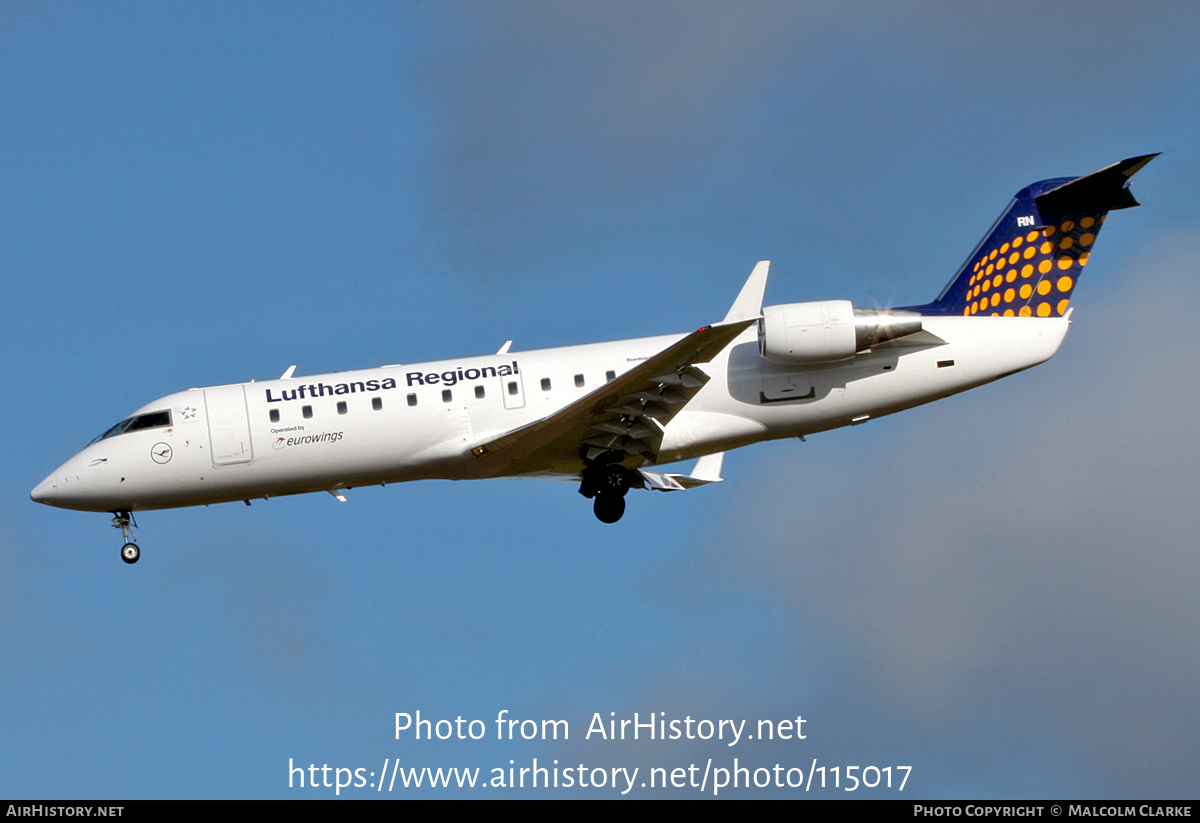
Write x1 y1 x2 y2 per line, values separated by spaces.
470 319 756 474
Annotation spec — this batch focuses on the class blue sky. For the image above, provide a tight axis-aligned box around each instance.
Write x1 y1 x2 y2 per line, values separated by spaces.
3 2 1199 798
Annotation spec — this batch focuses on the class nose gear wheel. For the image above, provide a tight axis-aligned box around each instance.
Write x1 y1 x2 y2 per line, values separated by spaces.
111 511 141 564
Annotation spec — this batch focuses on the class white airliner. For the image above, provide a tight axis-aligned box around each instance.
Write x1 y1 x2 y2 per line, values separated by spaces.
32 156 1155 563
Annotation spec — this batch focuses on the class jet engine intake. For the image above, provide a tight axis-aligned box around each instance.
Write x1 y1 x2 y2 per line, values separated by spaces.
759 301 922 364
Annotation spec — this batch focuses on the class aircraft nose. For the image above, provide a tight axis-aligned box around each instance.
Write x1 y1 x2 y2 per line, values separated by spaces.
30 475 59 504
31 451 126 512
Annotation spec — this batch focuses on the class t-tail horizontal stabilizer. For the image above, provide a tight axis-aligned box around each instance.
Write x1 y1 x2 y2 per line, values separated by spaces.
638 451 725 491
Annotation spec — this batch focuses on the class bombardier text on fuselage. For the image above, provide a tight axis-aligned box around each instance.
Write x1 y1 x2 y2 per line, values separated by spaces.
31 156 1157 564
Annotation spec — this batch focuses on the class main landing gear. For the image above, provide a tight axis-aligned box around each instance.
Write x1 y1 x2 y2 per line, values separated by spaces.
579 463 636 524
594 492 625 524
112 511 140 564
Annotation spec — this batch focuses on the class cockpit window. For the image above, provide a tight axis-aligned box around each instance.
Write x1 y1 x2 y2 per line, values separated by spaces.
126 410 172 431
91 410 172 444
94 418 133 443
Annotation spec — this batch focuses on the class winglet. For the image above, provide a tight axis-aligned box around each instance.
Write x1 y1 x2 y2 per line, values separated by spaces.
280 365 297 379
496 340 513 355
722 261 770 323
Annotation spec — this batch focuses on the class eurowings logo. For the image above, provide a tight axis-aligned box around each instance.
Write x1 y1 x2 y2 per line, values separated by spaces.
273 431 344 450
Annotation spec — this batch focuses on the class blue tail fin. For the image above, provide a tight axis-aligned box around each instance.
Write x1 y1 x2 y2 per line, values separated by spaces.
902 155 1157 317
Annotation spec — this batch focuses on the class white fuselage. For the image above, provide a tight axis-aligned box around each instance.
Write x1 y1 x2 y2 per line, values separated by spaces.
31 316 1069 513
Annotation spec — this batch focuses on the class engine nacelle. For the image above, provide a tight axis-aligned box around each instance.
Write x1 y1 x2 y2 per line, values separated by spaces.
758 301 922 364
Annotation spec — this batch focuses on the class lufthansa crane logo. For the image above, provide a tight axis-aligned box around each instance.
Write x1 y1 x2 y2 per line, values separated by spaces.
151 443 173 464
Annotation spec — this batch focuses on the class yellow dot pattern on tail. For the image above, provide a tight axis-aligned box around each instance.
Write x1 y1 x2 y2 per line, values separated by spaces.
962 217 1101 317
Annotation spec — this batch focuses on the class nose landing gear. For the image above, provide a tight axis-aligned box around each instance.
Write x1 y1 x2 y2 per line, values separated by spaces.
112 511 140 564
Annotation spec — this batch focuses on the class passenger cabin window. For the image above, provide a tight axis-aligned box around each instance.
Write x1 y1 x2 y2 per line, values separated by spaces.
442 389 452 403
574 374 584 387
407 394 417 407
541 378 551 391
337 401 348 415
302 405 313 419
606 370 616 382
475 385 485 399
92 410 173 444
269 409 280 423
372 397 383 411
507 381 518 395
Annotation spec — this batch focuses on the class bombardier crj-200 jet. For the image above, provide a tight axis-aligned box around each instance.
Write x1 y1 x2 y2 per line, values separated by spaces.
32 156 1156 563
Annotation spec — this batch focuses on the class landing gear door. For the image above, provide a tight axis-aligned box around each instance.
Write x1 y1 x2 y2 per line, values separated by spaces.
502 373 526 410
204 385 254 466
